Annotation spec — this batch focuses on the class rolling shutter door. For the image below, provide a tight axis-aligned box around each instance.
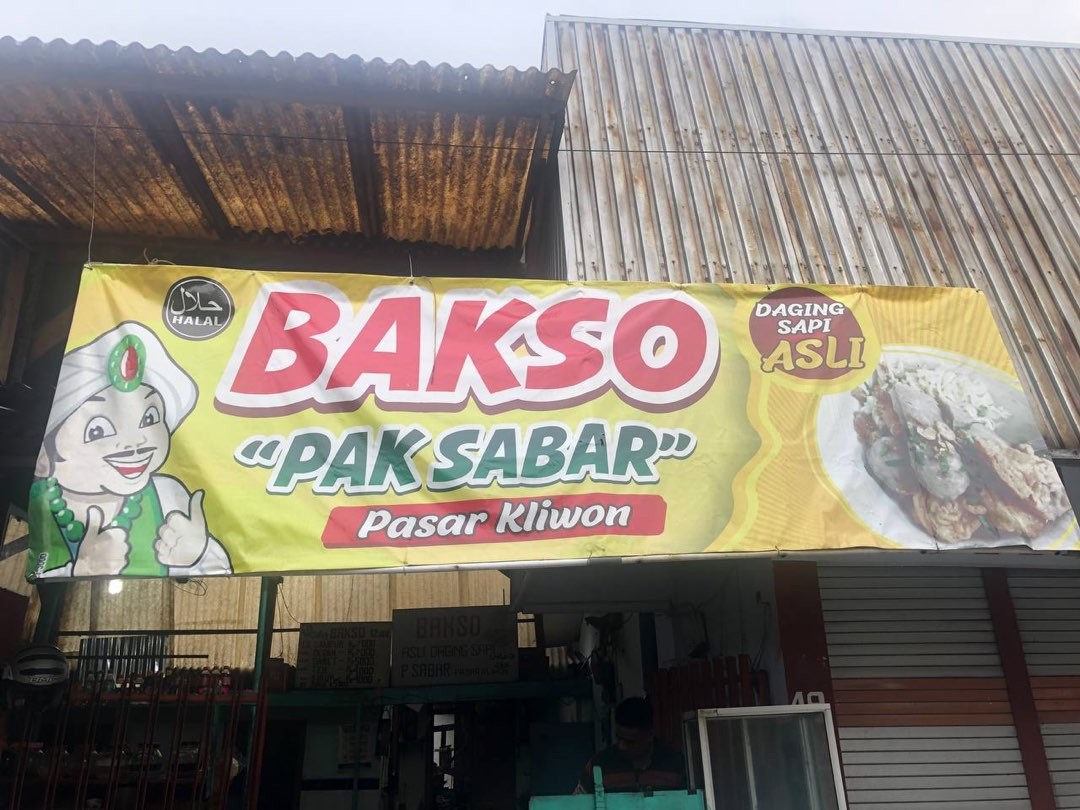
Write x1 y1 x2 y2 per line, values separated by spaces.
1043 726 1080 810
821 566 1001 679
838 726 1030 810
1009 568 1080 809
821 565 1031 810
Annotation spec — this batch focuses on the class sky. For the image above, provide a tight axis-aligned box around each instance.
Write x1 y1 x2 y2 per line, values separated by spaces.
5 0 1080 69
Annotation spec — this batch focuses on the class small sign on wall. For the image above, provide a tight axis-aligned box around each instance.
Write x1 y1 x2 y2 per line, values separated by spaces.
296 622 392 689
391 606 518 687
791 691 826 705
338 715 379 767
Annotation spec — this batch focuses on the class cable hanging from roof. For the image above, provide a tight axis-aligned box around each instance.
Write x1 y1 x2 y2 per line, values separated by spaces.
86 103 101 265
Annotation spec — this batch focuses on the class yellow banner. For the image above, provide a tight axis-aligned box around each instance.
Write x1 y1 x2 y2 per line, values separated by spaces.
27 264 1078 579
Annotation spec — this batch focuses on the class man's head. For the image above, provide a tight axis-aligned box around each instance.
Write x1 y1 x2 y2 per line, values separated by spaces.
613 697 655 763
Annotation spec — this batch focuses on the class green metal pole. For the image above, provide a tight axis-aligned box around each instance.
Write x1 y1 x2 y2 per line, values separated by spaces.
245 576 280 808
253 576 281 689
352 705 362 810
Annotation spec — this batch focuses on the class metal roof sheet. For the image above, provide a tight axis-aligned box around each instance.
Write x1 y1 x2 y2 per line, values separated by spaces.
0 37 575 251
543 16 1080 448
546 14 1080 50
374 110 539 249
168 98 361 236
0 85 213 237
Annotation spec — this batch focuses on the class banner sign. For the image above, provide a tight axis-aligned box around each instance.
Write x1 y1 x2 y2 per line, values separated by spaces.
27 264 1078 580
391 607 518 687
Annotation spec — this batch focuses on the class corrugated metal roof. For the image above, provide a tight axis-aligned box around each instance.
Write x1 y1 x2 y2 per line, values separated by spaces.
543 15 1080 448
0 85 213 236
0 172 50 224
374 110 539 248
0 37 574 251
168 98 361 235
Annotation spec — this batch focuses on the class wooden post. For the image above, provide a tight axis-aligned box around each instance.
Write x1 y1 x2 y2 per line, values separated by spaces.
773 560 845 802
0 249 28 384
31 582 66 645
6 249 41 386
983 568 1057 810
773 561 834 704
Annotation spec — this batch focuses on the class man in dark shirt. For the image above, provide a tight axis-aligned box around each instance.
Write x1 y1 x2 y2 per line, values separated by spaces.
575 697 687 794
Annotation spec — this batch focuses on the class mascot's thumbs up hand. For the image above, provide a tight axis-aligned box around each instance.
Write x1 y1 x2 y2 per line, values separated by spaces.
73 506 131 577
155 490 209 568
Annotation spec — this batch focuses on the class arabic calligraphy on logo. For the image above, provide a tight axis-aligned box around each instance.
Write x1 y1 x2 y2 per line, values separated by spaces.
162 277 234 340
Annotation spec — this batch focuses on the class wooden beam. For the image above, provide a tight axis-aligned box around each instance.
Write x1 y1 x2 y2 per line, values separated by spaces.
0 589 29 662
514 113 552 251
17 228 525 279
983 568 1057 810
0 157 74 229
31 582 67 645
0 215 34 251
0 249 29 382
6 251 41 385
522 109 568 279
342 107 382 239
122 92 235 239
773 560 835 704
28 305 73 363
0 534 28 561
11 229 530 365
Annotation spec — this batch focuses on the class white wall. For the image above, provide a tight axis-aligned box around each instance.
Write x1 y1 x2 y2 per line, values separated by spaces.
300 716 381 810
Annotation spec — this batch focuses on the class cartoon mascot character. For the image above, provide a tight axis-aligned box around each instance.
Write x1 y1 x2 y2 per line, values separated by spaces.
29 322 231 578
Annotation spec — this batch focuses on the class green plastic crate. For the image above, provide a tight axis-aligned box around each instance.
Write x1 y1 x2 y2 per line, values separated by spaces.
530 767 706 810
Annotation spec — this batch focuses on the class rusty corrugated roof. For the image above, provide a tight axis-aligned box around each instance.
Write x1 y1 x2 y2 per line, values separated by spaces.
544 15 1080 448
0 84 213 237
0 37 575 251
168 98 361 236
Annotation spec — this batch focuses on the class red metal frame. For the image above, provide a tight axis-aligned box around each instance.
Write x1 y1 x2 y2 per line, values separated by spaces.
984 568 1057 810
647 655 771 750
1 672 257 809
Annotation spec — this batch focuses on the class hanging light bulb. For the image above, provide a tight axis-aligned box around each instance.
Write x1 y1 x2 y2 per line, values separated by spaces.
107 579 123 595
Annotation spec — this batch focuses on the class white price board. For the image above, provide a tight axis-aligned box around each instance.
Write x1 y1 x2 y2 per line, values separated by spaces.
296 622 392 689
391 606 518 687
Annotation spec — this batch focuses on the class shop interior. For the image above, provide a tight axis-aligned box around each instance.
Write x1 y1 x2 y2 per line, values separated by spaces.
0 543 853 809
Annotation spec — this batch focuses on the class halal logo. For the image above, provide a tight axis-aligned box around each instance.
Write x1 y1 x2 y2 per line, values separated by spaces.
163 277 234 340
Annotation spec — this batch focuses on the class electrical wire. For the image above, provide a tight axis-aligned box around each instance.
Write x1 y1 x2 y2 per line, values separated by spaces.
275 585 302 661
172 578 208 596
277 583 301 625
0 116 1068 160
273 623 284 660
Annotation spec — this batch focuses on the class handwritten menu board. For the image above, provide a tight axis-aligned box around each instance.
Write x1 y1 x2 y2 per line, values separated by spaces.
337 715 379 767
391 606 518 687
296 622 392 689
